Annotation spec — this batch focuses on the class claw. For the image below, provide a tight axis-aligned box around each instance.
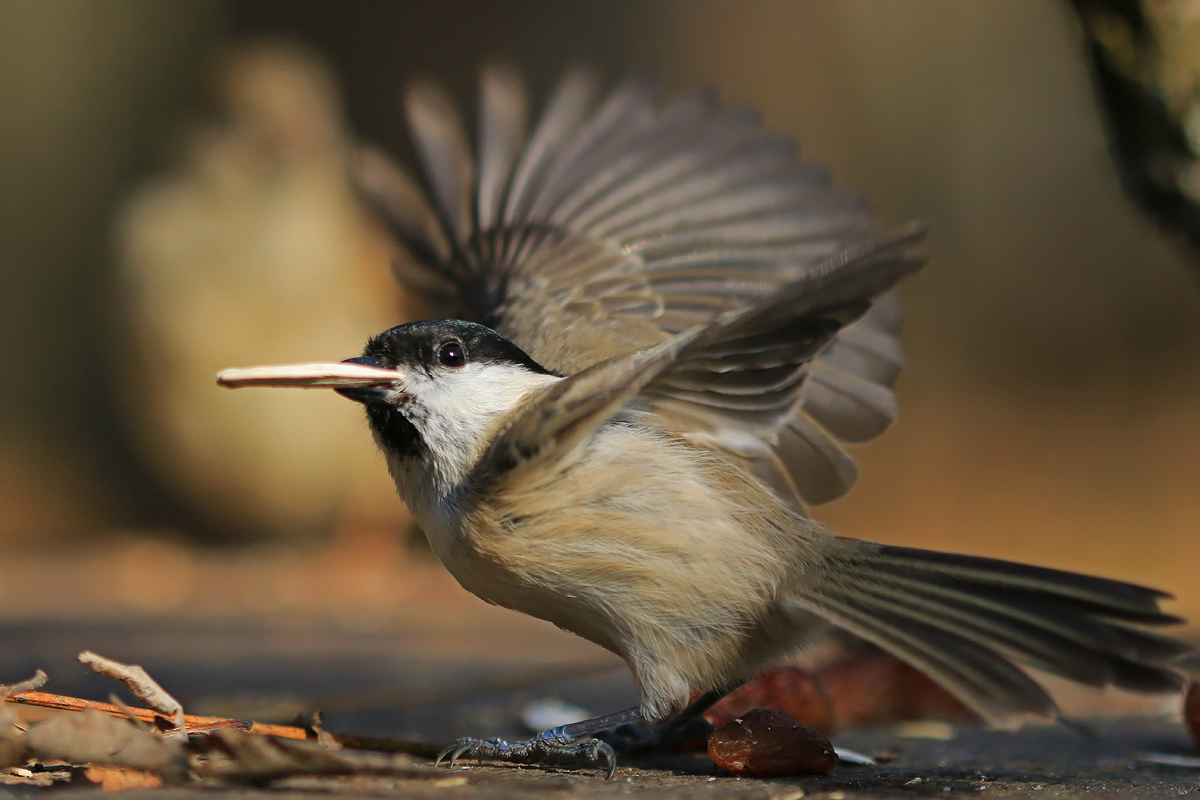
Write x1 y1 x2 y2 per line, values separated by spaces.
450 739 475 767
435 738 478 768
590 740 617 780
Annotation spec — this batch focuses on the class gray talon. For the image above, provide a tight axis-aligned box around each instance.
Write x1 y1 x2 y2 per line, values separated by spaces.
435 738 476 768
451 739 476 766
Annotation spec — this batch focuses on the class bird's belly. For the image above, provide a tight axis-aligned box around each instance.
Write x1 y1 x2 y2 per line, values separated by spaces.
436 502 795 711
422 509 629 653
412 426 827 717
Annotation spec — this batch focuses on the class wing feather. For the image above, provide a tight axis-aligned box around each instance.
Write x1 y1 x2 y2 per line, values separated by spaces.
355 145 458 301
405 79 474 249
476 65 528 234
525 78 658 220
476 229 922 492
801 363 899 443
502 68 600 228
358 67 928 507
548 90 721 227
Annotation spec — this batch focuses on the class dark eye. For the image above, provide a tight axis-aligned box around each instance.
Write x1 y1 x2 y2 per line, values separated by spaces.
438 341 466 368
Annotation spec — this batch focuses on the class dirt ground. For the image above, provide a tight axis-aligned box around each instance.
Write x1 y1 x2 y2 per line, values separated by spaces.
2 612 1197 799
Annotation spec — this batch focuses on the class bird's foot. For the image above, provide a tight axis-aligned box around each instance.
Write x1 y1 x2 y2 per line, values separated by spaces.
435 730 617 779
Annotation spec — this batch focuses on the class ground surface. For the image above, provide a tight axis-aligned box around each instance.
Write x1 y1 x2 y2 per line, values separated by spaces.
2 615 1198 798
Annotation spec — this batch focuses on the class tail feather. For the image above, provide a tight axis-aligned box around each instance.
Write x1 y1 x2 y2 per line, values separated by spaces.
787 539 1192 726
842 578 1120 687
870 545 1176 618
845 561 1188 663
790 589 1058 722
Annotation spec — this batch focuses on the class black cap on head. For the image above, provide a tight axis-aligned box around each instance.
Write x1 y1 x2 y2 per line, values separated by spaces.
360 319 559 376
342 320 558 460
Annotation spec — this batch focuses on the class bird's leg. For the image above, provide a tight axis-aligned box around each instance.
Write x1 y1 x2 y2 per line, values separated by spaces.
435 706 642 779
598 688 729 754
654 688 726 747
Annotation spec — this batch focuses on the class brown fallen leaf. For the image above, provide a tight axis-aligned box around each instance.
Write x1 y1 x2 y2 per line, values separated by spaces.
7 690 443 758
0 670 47 768
0 671 47 699
196 729 432 785
78 651 185 733
0 709 25 769
24 710 186 782
708 708 837 777
204 728 354 784
85 765 164 791
1 765 73 786
1 663 449 790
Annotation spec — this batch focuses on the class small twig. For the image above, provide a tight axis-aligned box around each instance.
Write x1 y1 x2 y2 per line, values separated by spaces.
6 692 301 738
0 671 47 701
78 651 186 736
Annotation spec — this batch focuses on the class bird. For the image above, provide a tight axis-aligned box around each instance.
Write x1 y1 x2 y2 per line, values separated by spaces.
216 66 1196 777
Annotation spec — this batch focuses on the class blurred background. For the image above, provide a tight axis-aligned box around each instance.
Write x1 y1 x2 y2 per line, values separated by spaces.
0 0 1198 700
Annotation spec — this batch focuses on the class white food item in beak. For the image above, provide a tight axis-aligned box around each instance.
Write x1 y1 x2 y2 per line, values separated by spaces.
216 362 404 389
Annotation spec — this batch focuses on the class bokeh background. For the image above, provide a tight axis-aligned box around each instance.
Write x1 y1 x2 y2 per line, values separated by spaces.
1 0 1197 645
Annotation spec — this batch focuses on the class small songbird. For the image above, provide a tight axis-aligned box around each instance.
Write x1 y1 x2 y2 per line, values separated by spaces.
217 67 1196 777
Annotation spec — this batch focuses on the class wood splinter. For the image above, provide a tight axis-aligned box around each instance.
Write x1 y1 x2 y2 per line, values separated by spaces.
216 362 403 389
0 670 47 700
77 651 187 736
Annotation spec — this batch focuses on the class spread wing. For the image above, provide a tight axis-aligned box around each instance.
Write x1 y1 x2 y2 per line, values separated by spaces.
474 230 924 490
357 65 927 510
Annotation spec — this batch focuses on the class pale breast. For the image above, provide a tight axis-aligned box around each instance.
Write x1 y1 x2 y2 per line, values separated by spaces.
436 422 828 716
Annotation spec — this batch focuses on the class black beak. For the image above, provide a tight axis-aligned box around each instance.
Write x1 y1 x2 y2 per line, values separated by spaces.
335 356 390 405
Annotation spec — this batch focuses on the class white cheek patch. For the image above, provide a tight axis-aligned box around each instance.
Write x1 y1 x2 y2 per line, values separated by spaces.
405 363 560 488
420 363 556 421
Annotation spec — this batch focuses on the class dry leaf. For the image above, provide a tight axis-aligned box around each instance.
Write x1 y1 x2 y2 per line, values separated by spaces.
1 765 72 786
78 651 184 733
25 710 185 781
85 765 164 791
